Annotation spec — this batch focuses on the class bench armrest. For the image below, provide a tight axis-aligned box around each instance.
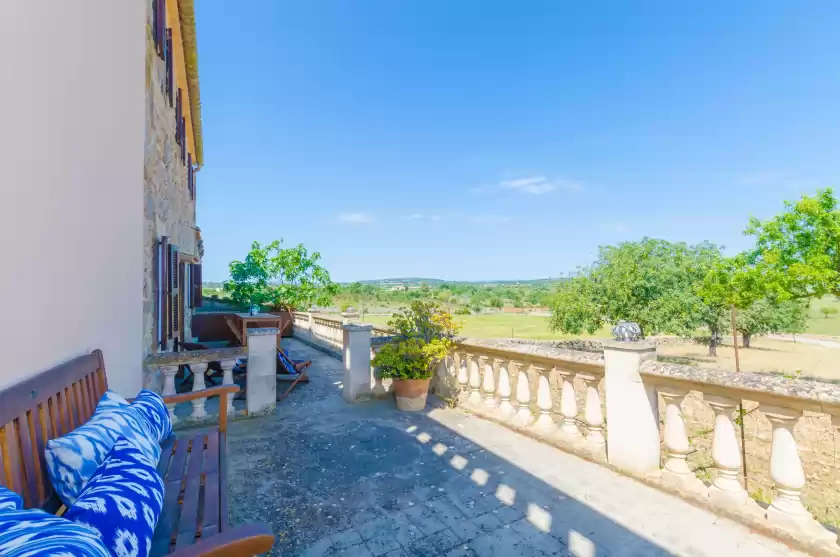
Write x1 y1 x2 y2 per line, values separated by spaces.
161 385 240 433
166 524 274 557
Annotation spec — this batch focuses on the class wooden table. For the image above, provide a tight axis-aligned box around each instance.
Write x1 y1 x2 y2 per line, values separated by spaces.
225 313 282 347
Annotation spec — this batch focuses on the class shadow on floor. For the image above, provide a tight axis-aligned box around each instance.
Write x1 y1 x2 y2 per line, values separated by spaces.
224 342 676 557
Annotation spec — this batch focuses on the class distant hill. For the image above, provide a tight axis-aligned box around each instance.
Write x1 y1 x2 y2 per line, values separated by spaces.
347 277 566 287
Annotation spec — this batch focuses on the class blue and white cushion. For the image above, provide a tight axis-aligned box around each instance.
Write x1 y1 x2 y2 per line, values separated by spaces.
45 392 161 505
130 389 172 442
65 437 164 557
0 486 110 557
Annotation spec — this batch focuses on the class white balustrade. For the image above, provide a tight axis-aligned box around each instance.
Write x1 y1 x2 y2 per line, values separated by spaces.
467 354 483 406
578 372 605 450
531 365 557 434
705 395 748 506
457 352 470 402
190 362 209 419
482 357 498 409
495 359 515 420
512 362 535 427
220 358 237 415
161 365 179 422
659 387 704 494
556 368 581 440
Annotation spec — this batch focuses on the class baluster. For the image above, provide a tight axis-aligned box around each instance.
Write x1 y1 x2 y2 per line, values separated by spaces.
531 365 557 434
161 365 179 423
467 354 483 406
456 352 470 402
495 359 515 420
190 362 208 419
512 362 535 427
578 373 605 451
220 359 237 416
763 406 833 540
706 395 747 506
482 357 498 409
556 368 581 440
660 387 704 494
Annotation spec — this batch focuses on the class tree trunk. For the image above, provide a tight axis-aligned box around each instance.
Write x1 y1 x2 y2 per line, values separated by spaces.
708 332 720 357
742 333 751 348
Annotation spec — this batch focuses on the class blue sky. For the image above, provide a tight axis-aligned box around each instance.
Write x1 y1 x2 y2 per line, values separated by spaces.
195 1 840 283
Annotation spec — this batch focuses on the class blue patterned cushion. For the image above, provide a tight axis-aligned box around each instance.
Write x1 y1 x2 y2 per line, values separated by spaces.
65 437 164 557
130 389 172 442
0 486 110 557
45 392 162 505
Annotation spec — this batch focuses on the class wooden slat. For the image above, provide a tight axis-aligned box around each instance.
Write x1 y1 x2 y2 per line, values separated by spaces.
33 404 50 500
204 433 219 475
0 422 22 494
62 387 77 431
157 436 177 479
152 479 182 556
202 472 220 536
16 414 39 508
46 397 60 438
80 375 96 421
167 435 190 484
219 432 229 532
176 434 206 547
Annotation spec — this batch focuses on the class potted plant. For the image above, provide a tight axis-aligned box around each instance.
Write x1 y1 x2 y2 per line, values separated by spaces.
372 301 460 411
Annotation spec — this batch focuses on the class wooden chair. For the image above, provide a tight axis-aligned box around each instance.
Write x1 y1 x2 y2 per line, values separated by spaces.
0 350 274 556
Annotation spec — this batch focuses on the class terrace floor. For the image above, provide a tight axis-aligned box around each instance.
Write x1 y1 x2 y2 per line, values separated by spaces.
223 338 806 557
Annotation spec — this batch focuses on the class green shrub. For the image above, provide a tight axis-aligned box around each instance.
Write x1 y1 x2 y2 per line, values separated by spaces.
372 301 460 380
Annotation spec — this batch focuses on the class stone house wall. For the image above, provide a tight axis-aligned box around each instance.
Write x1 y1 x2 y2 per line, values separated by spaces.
142 4 198 359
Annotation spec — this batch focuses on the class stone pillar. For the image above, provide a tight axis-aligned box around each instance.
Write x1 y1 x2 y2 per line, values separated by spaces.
220 358 237 415
467 354 483 406
190 362 208 419
161 365 179 423
495 359 515 420
482 357 498 409
341 323 373 404
531 365 557 435
579 373 605 451
556 369 581 440
512 362 535 427
660 387 704 494
603 339 660 474
763 406 835 542
456 352 470 403
246 327 279 415
706 395 748 507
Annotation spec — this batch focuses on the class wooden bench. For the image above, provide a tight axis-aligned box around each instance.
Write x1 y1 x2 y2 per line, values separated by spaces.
0 350 274 557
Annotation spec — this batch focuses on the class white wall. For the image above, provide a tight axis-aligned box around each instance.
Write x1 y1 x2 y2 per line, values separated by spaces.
0 1 146 396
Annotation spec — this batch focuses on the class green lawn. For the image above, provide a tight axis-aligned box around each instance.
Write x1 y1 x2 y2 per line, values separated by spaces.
807 296 840 336
362 313 610 340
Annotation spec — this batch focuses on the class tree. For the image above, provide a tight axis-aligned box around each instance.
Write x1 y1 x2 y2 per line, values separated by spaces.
549 239 726 354
223 240 339 311
745 189 840 300
821 307 839 319
736 299 809 347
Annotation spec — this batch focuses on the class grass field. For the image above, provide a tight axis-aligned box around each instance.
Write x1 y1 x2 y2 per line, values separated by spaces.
807 296 840 336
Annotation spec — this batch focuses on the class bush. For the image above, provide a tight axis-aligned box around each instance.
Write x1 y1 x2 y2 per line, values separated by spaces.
372 301 460 380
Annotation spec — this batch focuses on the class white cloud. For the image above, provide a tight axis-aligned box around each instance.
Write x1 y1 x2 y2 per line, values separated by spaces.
407 213 425 220
500 176 582 195
404 214 444 222
337 212 372 225
468 215 513 224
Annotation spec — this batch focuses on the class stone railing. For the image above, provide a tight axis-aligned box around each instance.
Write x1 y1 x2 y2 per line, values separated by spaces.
433 338 840 555
145 346 245 422
292 312 344 354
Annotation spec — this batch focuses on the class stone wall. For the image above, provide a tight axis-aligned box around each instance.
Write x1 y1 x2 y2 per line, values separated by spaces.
142 4 198 357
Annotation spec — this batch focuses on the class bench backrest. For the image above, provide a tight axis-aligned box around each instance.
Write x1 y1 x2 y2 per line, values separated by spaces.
0 350 107 511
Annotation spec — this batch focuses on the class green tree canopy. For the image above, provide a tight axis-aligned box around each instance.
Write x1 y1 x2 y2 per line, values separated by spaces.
736 298 809 347
223 240 339 311
745 189 840 300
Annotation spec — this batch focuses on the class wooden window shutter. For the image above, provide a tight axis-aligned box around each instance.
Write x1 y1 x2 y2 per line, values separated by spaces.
159 0 167 58
175 89 181 145
181 118 187 163
169 246 180 335
190 263 203 308
152 0 159 54
165 29 173 107
187 154 193 198
158 236 170 348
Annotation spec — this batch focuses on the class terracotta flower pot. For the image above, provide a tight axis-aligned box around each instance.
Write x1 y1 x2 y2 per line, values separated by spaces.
393 377 432 411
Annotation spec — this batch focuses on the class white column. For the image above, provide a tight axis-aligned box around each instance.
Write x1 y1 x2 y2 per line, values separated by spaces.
660 387 704 494
706 395 748 507
161 365 179 423
246 327 280 415
467 354 483 406
341 324 373 404
512 362 535 427
456 352 470 402
603 339 660 474
579 373 605 451
371 348 388 397
482 357 498 409
556 369 581 440
190 362 208 419
763 406 834 542
531 365 557 435
220 358 236 415
495 359 515 420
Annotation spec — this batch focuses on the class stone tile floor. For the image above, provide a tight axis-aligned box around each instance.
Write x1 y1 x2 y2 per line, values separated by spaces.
222 339 808 557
